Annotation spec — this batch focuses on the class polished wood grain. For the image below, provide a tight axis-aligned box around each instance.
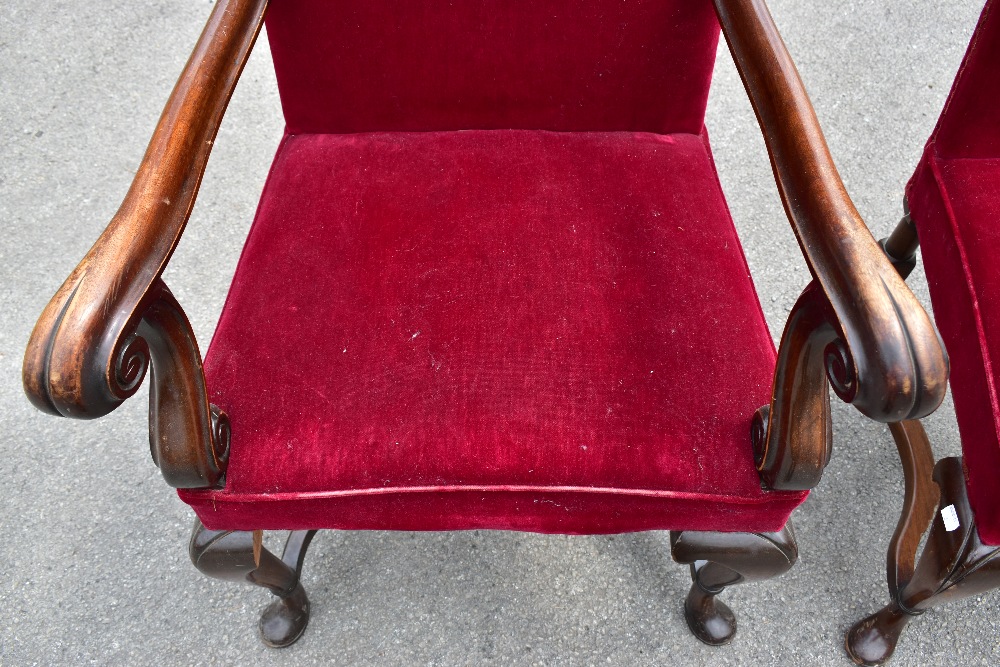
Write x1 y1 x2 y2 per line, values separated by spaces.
716 0 950 420
21 0 268 486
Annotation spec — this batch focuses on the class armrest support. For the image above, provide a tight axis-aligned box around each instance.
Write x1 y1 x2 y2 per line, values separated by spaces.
714 0 949 424
22 0 268 486
885 421 940 600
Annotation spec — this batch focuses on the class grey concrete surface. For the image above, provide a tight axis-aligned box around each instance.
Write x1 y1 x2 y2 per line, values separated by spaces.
1 1 996 665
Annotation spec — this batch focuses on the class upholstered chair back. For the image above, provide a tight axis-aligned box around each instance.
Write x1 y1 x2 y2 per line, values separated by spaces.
906 0 1000 543
265 0 721 134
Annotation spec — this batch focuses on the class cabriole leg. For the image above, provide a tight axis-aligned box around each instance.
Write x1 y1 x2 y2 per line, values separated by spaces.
670 523 798 645
189 518 319 647
846 457 1000 666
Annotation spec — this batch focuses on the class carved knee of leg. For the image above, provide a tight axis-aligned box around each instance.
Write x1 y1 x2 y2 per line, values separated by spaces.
188 517 259 584
690 560 742 593
671 523 798 586
671 525 797 647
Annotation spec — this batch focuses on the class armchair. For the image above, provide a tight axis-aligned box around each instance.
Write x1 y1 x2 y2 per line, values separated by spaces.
846 1 1000 664
23 0 947 650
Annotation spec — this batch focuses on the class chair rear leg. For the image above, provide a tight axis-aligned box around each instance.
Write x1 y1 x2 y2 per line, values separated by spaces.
879 202 919 278
846 457 1000 666
670 523 798 645
189 518 319 647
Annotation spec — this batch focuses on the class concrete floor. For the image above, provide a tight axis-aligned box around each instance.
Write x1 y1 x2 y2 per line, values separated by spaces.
1 1 997 665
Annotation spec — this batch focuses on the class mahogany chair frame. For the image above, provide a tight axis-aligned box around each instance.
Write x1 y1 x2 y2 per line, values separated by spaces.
23 0 948 649
845 211 1000 666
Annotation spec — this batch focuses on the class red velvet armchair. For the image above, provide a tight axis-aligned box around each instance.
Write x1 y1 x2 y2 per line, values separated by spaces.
23 0 947 650
846 1 1000 664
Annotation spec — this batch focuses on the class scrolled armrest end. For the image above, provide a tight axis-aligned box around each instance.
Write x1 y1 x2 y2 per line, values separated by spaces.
22 272 142 420
836 271 949 424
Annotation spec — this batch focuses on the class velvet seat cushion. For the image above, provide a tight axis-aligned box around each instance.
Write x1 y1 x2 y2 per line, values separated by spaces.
179 129 807 533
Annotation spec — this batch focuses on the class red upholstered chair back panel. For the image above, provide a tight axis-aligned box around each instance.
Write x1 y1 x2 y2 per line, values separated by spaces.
265 0 720 134
932 0 1000 158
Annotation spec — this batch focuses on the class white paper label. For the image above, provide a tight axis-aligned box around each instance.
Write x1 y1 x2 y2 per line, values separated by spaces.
941 504 960 532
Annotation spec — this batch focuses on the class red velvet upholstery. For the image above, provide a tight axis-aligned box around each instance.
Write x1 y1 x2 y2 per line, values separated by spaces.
931 0 1000 159
907 0 1000 545
265 0 720 134
179 129 807 533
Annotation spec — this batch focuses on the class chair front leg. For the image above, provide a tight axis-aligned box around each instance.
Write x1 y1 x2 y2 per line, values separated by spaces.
670 523 798 645
846 456 1000 666
189 518 318 647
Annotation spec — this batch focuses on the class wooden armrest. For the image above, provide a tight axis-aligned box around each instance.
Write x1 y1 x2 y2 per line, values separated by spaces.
22 0 268 487
715 0 948 424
